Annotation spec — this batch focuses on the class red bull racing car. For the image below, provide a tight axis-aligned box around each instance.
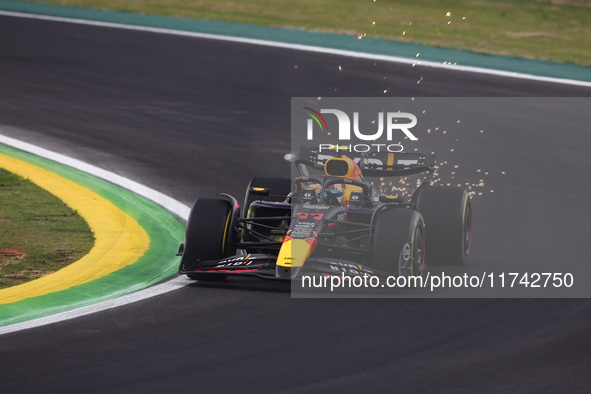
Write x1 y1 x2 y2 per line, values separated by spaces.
177 147 472 281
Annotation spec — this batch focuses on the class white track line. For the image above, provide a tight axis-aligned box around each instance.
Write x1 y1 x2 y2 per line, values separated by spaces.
0 134 191 335
1 10 591 88
0 277 189 335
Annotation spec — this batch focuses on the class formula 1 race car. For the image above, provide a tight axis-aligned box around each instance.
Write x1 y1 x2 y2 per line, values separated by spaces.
177 147 472 281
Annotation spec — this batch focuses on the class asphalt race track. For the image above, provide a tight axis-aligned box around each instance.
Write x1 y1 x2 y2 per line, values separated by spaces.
1 14 591 392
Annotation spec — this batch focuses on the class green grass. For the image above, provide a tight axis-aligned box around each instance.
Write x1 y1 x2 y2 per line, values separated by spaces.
0 168 94 289
30 0 591 66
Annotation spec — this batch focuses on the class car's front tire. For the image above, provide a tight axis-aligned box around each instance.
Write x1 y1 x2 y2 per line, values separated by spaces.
371 208 426 278
180 198 234 281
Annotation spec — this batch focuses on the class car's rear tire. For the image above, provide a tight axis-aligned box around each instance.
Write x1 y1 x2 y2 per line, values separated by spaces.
414 186 472 265
243 177 291 218
180 198 234 281
371 208 426 277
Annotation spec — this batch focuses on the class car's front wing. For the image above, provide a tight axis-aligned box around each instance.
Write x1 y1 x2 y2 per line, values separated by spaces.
179 253 394 281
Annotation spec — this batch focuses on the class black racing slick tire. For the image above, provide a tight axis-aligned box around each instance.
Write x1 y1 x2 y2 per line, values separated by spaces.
371 208 426 278
180 198 234 281
243 177 291 218
414 186 472 265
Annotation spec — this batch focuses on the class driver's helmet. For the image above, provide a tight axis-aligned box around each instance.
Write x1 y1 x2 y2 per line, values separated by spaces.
324 184 344 206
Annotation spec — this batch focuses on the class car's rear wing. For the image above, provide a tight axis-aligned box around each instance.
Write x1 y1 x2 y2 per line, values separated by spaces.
296 146 435 177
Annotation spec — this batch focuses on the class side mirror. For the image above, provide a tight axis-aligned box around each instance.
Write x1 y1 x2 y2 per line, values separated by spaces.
379 195 403 203
248 187 270 196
